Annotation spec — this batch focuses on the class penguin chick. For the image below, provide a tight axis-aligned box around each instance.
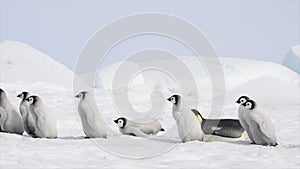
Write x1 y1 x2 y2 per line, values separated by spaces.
17 91 37 137
191 109 245 138
242 99 278 146
113 117 165 137
167 94 204 142
0 88 24 135
26 95 57 138
236 95 255 143
75 91 107 138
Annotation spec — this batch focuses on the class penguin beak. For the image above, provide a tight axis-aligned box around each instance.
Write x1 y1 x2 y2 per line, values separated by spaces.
75 94 79 98
113 119 118 123
235 100 240 104
166 98 171 102
25 98 30 102
16 94 21 98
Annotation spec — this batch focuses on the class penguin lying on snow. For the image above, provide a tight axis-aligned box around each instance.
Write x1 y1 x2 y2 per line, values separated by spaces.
191 109 245 138
114 117 165 137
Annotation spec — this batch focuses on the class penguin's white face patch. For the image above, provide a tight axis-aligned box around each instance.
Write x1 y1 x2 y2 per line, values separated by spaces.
117 119 124 128
28 97 34 104
170 97 176 104
245 101 252 110
19 94 24 99
240 98 247 104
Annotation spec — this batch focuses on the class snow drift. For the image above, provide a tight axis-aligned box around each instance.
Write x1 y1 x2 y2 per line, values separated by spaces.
0 41 74 86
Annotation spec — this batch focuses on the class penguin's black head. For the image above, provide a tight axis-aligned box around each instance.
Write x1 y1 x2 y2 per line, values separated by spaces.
75 91 88 100
26 95 39 105
236 95 250 104
17 91 30 100
242 100 256 110
0 88 5 96
167 95 181 105
114 117 127 128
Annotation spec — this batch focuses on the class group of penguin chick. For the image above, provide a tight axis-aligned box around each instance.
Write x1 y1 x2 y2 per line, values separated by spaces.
167 94 277 146
0 88 277 146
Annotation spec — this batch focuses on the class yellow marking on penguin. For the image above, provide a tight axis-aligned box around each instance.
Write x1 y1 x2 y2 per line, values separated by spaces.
196 114 203 123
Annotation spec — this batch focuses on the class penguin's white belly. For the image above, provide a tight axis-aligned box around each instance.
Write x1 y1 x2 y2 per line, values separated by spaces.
238 107 255 142
184 118 203 141
1 106 24 134
81 114 104 137
248 113 277 145
204 131 249 142
138 121 162 135
78 107 106 138
173 110 188 140
32 107 57 138
173 110 203 142
20 104 36 136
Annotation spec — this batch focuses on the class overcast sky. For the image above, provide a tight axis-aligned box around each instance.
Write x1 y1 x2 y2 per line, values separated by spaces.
1 0 299 70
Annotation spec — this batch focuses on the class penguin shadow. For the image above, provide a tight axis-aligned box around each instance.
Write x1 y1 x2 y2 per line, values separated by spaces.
146 136 181 144
221 140 284 148
221 140 252 146
57 136 86 140
278 144 300 149
106 132 180 144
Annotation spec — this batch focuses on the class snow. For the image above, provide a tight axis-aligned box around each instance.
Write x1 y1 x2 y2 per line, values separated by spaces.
283 45 300 74
0 41 74 86
1 41 300 169
97 56 300 90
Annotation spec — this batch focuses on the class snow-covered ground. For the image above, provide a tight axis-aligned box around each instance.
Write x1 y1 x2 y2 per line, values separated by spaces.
0 41 300 169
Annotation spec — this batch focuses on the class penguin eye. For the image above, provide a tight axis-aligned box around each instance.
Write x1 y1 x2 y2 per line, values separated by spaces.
246 102 251 107
29 97 33 103
171 97 176 103
240 98 246 103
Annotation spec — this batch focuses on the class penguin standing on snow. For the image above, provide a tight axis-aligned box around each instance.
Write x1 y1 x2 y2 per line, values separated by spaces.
167 94 204 142
26 95 57 138
236 95 255 142
114 117 165 137
191 109 245 140
17 91 36 137
239 98 278 146
0 88 24 135
75 91 107 138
